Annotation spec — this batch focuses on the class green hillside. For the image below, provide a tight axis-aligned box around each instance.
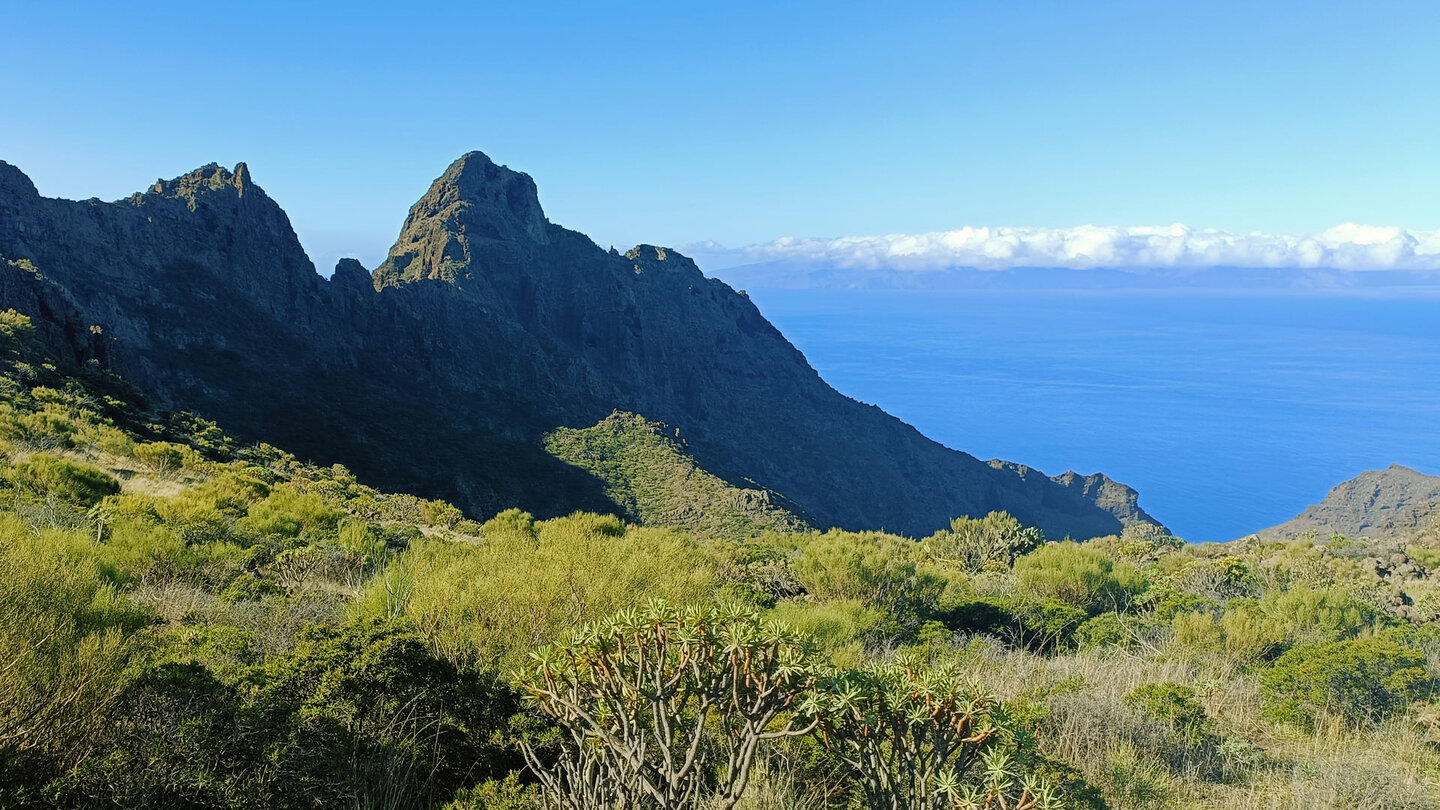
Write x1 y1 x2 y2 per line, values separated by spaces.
544 411 809 539
3 307 1440 809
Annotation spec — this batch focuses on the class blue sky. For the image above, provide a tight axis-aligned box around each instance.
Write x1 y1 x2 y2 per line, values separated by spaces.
3 0 1438 273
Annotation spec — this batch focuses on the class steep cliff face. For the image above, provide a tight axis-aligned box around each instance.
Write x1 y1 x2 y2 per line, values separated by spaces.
1257 465 1440 539
0 161 326 394
0 152 1159 538
0 256 112 366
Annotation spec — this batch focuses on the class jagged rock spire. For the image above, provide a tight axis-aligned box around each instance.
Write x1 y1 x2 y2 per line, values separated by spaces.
374 151 551 287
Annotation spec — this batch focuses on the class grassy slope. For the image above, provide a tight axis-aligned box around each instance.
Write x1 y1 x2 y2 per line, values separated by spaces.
544 410 810 539
3 305 1440 809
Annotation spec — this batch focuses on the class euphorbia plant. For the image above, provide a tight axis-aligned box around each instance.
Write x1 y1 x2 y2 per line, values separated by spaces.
516 600 821 810
812 652 1061 810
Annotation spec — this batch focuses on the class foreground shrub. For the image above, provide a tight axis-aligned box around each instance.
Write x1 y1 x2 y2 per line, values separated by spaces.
0 517 146 795
923 511 1045 573
517 601 820 810
252 619 521 806
814 652 1059 810
1014 542 1145 614
10 454 120 508
58 618 522 810
791 529 944 628
368 510 716 669
1125 682 1208 744
1260 638 1432 728
447 773 538 810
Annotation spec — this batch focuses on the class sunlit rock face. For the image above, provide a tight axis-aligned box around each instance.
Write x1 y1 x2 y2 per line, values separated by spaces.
1259 465 1440 540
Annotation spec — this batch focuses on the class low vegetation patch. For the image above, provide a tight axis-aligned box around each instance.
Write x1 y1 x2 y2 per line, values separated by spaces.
3 307 1440 809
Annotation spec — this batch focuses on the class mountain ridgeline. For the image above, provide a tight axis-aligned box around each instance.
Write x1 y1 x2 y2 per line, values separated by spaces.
0 153 1157 538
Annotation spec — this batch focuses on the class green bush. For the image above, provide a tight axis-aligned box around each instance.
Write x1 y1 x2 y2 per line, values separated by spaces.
253 619 522 803
1260 638 1432 728
938 596 1088 651
1257 585 1383 644
1098 522 1185 561
1014 542 1145 614
1076 612 1140 650
446 773 538 810
790 529 944 626
219 573 285 602
767 598 887 665
714 541 805 608
58 619 524 810
923 510 1045 573
364 511 716 669
0 516 148 791
1174 587 1386 666
1141 583 1217 623
0 409 78 450
1125 682 1209 744
92 517 246 589
133 440 201 474
236 484 343 543
11 454 120 507
1098 741 1173 810
51 660 259 808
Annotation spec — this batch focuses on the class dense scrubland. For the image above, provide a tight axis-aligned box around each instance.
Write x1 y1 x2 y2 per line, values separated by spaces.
2 306 1439 810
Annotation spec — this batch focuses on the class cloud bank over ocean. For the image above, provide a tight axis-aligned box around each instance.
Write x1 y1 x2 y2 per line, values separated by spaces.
691 224 1440 272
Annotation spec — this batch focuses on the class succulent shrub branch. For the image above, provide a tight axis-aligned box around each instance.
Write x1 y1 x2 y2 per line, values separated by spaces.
811 652 1061 810
516 600 821 810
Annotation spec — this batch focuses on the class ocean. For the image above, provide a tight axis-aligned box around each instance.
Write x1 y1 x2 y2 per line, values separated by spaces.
742 288 1440 542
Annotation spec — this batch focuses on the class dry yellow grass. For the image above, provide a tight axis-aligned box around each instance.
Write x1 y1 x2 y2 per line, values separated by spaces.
940 638 1440 809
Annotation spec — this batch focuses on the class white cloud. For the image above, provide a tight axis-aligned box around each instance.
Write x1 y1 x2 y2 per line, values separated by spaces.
696 224 1440 271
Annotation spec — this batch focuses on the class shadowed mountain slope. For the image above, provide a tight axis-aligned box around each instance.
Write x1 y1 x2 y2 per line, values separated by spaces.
0 152 1158 538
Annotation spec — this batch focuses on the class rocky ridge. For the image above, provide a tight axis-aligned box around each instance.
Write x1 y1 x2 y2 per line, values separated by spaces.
0 152 1159 538
1257 464 1440 539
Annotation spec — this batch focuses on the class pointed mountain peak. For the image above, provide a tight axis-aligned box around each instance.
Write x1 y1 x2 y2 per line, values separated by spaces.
446 150 501 176
144 162 265 204
423 151 548 241
374 151 552 286
330 257 376 293
0 160 40 201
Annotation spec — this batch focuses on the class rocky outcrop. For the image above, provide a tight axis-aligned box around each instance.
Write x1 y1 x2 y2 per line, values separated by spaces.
1257 464 1440 539
0 152 1160 538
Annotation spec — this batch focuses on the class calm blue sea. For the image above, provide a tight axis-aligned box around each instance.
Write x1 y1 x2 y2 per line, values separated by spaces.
743 289 1440 542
